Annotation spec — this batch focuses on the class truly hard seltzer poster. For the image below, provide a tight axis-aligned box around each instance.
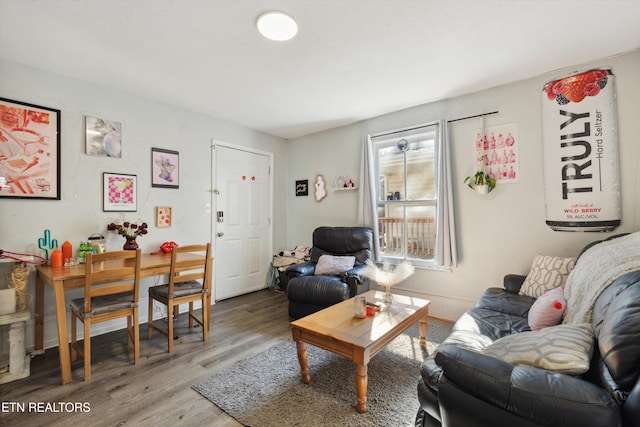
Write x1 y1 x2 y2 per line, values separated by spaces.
541 69 620 231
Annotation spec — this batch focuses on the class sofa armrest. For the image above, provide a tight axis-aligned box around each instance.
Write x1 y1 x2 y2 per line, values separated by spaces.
435 344 514 406
503 274 527 293
341 263 368 286
342 264 371 297
285 262 316 279
435 345 622 427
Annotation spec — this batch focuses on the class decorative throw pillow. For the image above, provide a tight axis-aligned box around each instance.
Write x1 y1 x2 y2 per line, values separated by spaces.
528 287 566 331
519 255 576 298
314 255 356 276
482 323 593 375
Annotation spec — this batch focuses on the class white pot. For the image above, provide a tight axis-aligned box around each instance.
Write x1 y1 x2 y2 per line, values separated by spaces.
0 287 16 315
476 184 489 195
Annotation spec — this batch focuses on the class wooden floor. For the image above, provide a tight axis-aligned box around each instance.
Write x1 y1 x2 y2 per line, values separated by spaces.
0 289 292 426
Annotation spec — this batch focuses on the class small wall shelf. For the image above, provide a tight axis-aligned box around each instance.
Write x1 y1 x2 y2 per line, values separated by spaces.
334 176 356 190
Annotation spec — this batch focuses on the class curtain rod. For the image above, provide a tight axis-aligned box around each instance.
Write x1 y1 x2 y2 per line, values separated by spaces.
447 111 499 124
371 111 499 139
371 120 439 139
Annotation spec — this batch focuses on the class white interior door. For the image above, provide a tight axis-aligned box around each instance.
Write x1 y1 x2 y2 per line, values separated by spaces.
213 144 272 300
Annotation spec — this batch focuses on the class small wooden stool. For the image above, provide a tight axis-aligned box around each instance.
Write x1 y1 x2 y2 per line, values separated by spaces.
0 309 31 384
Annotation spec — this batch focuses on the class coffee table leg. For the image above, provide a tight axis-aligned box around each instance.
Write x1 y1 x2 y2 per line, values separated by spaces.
419 311 428 348
356 363 368 413
295 340 311 384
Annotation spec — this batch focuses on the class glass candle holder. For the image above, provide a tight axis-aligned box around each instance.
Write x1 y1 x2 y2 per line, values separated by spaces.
354 295 366 318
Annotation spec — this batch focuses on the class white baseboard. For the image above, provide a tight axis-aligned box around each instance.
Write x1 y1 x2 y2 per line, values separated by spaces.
0 296 211 356
371 284 473 322
2 286 468 357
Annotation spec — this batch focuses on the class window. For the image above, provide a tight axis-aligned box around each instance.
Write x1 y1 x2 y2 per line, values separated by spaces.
370 123 441 268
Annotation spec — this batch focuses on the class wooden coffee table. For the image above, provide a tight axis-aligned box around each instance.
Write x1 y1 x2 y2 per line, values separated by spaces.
290 290 431 413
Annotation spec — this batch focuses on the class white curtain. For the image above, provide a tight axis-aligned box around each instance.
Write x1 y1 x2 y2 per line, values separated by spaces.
358 121 457 268
435 119 457 268
357 135 380 260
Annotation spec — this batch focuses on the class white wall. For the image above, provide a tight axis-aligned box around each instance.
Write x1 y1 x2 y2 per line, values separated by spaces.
1 51 639 351
0 59 289 350
286 51 640 321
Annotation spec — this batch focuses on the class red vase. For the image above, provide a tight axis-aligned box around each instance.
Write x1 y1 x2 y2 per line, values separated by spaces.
123 237 138 250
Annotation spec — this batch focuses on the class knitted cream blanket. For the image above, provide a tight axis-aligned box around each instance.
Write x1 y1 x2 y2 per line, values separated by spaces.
564 232 640 324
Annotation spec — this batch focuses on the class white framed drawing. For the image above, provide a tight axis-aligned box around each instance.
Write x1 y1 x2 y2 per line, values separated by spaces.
86 115 123 157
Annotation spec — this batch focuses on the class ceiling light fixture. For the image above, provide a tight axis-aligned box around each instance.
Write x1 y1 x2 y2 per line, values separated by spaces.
256 11 298 41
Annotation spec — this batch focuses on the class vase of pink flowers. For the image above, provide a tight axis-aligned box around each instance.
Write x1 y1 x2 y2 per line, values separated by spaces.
107 220 148 250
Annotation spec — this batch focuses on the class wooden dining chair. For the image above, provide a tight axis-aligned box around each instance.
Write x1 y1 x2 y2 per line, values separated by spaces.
70 249 142 381
147 243 212 353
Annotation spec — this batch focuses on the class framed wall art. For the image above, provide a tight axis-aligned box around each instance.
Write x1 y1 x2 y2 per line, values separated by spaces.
0 97 61 199
473 122 519 184
295 179 308 196
85 114 123 157
156 206 172 227
151 147 179 188
103 172 137 212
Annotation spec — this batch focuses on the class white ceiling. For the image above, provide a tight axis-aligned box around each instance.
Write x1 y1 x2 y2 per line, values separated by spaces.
1 0 639 139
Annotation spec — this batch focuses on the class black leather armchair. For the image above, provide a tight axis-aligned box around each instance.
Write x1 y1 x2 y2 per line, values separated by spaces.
286 226 373 319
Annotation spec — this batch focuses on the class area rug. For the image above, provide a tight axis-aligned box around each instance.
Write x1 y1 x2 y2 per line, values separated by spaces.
193 318 452 427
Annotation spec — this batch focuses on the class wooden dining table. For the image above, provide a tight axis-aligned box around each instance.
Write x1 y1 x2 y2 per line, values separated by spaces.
35 252 212 384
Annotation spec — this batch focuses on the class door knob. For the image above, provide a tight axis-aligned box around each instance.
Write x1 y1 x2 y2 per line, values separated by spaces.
217 232 224 237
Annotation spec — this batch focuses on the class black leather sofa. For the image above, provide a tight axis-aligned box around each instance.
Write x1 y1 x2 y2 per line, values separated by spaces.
286 226 372 319
417 235 640 427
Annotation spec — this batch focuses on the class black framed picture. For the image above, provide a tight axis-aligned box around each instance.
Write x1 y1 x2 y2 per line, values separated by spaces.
151 147 179 188
295 179 308 196
0 97 61 199
103 172 137 212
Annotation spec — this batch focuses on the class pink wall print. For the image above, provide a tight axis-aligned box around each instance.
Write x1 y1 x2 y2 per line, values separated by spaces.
473 123 519 184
